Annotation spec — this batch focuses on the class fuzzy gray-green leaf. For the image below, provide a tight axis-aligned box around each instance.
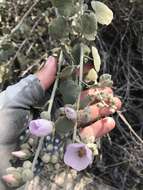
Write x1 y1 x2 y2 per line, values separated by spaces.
60 66 74 79
55 116 74 134
59 79 80 104
49 17 69 39
79 13 97 40
91 1 113 25
51 0 75 17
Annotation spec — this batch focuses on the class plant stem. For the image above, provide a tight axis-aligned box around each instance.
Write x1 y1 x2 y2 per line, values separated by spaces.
117 111 143 144
72 44 84 142
32 51 63 172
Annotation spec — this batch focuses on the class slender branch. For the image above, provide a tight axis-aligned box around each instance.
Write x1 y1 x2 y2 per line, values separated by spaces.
117 111 143 144
72 44 84 142
32 51 63 172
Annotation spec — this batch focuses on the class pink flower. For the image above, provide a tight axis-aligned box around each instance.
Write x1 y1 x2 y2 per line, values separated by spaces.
64 143 93 171
29 119 54 137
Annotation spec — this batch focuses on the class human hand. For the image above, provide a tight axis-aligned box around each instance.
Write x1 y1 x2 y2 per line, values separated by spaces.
79 86 122 140
0 58 121 189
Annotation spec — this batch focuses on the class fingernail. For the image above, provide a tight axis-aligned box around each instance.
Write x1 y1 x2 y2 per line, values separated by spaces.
45 56 57 66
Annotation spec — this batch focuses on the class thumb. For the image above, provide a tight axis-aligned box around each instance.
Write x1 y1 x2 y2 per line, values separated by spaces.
36 56 58 90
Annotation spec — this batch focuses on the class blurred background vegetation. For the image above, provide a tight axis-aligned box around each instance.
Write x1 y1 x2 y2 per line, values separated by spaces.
0 0 143 189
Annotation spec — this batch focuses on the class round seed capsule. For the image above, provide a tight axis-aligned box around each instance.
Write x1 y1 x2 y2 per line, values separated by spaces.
41 153 51 163
47 164 54 172
46 144 53 152
6 167 17 174
54 163 60 170
22 169 33 182
23 161 32 169
51 154 58 164
16 167 23 173
20 143 30 150
28 138 34 146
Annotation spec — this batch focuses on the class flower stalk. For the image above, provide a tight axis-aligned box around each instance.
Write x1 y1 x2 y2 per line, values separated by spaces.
32 51 63 172
72 44 84 142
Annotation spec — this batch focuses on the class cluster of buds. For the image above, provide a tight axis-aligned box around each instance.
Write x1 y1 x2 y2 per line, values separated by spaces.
3 161 33 188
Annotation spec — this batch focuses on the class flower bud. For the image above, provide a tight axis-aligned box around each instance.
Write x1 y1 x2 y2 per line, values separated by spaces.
20 143 30 150
109 108 115 113
51 154 59 164
87 143 98 156
64 107 77 121
99 74 111 82
28 138 35 146
12 150 31 160
22 169 33 182
23 161 32 169
96 102 105 108
41 153 51 163
2 173 22 188
55 163 60 170
29 119 54 137
47 144 53 151
16 167 23 174
40 111 50 120
82 136 95 144
47 164 54 172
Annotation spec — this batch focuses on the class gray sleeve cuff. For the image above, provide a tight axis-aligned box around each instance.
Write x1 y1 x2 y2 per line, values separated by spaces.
0 75 46 110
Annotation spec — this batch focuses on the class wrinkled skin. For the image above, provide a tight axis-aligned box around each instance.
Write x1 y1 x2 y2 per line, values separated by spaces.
0 57 121 190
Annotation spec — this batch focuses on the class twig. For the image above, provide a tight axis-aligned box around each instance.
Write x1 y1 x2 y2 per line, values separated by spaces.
72 44 84 142
0 0 40 45
8 17 42 68
31 51 63 172
117 111 143 144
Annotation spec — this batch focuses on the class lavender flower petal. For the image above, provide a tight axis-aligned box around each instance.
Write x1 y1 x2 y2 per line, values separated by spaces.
64 143 93 171
29 119 54 137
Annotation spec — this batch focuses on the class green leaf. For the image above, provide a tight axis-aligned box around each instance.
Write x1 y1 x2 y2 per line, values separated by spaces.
48 17 69 39
55 116 74 135
71 43 90 64
59 79 80 104
60 66 74 79
91 1 113 25
83 44 91 56
72 44 81 65
85 68 98 82
80 13 97 40
92 46 101 72
51 0 75 17
51 0 73 8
